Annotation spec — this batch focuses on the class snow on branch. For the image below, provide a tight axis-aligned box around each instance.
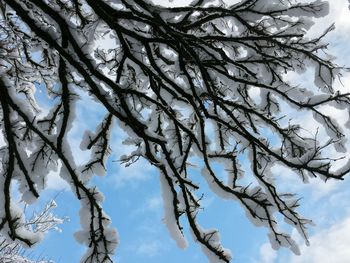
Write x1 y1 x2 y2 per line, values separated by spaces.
0 200 66 263
0 0 349 262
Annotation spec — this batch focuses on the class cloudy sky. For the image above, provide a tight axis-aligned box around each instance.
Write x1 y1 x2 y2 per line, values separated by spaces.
13 0 350 263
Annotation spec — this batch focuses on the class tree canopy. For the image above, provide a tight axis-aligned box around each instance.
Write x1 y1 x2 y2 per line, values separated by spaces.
0 0 349 262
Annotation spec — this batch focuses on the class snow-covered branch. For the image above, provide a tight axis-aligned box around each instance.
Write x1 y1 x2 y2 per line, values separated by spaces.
0 0 349 262
0 200 66 263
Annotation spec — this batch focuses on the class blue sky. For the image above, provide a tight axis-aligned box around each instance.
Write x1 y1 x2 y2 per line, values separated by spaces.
9 0 350 263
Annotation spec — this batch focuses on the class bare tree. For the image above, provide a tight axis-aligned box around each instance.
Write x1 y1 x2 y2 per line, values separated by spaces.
0 0 349 262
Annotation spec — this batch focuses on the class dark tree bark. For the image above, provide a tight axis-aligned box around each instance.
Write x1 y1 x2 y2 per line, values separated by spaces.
0 0 349 262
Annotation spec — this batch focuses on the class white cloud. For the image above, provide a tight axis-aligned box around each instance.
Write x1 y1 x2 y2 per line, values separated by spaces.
131 196 163 217
136 240 162 257
111 159 156 188
260 243 278 263
289 215 350 263
146 196 162 210
46 169 70 191
252 187 350 263
328 0 350 33
272 164 344 202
